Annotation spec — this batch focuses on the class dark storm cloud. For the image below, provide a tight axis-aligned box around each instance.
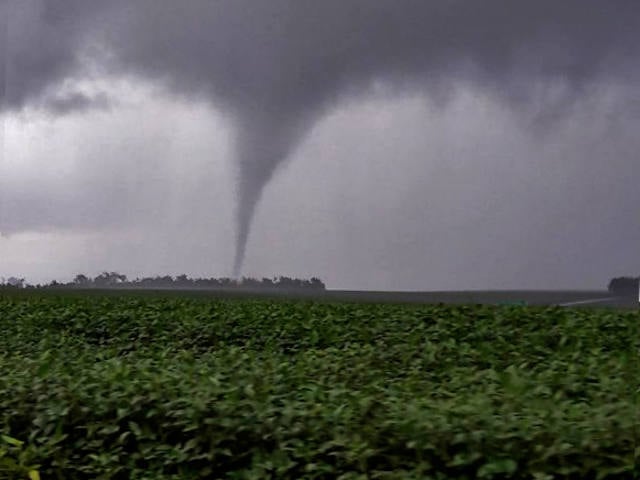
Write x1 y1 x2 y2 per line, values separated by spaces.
3 0 640 275
1 0 106 110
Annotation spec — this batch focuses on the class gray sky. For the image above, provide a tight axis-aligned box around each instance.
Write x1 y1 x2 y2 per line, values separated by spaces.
1 0 639 289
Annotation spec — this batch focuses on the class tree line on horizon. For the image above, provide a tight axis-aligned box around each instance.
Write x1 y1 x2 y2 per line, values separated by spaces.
0 272 326 291
3 274 638 294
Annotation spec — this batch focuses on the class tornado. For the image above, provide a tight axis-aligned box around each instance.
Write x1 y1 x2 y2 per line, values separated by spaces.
231 110 317 277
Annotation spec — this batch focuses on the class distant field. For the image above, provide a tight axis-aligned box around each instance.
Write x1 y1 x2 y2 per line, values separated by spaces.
320 289 622 306
0 291 637 479
5 287 636 309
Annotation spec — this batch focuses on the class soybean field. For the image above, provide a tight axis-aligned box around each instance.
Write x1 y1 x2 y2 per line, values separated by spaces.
0 291 637 479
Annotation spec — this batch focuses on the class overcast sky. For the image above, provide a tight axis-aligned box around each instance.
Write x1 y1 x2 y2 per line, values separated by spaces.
1 0 639 290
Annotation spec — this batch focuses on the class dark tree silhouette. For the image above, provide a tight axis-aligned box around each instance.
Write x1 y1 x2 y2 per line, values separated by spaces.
607 276 639 296
73 274 91 286
40 272 327 291
94 272 127 287
1 277 25 288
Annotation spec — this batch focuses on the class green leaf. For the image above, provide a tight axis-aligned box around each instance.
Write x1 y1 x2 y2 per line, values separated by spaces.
477 458 518 477
1 435 23 447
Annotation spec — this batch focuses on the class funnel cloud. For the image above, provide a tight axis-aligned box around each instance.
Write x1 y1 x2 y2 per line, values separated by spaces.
232 111 318 277
2 0 639 278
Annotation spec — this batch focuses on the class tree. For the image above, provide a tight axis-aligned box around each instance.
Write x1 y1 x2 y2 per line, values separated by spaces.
4 277 25 288
73 274 91 286
175 274 192 287
93 272 127 287
261 277 275 289
607 276 639 295
309 277 326 290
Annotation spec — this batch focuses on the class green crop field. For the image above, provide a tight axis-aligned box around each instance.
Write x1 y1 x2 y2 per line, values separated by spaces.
0 291 637 479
